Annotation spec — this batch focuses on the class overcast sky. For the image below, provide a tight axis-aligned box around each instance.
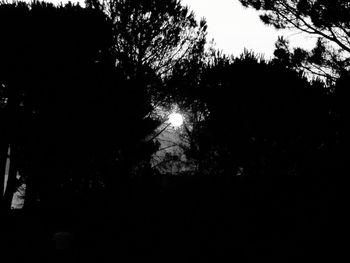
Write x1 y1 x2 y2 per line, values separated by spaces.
31 0 316 59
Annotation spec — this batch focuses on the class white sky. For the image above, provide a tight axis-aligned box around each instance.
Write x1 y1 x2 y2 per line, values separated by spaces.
25 0 316 59
181 0 316 59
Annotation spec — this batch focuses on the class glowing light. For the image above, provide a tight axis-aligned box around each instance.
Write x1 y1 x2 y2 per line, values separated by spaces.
168 112 184 127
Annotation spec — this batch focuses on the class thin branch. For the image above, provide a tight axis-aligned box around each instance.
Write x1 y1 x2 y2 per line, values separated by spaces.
146 123 171 142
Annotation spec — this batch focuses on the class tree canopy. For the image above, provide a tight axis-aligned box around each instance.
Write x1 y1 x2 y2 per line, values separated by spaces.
238 0 350 80
100 0 207 78
0 0 161 210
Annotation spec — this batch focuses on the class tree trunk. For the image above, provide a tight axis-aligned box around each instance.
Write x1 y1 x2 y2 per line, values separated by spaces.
0 108 9 209
3 144 18 210
0 142 8 198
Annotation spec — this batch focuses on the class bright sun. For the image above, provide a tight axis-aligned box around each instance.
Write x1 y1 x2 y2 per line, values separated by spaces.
168 112 184 127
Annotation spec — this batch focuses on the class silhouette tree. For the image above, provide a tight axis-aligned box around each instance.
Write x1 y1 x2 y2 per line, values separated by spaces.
148 22 209 175
168 48 336 188
103 0 207 78
161 49 338 256
0 0 207 211
0 1 32 209
0 1 122 210
85 0 209 181
238 0 350 80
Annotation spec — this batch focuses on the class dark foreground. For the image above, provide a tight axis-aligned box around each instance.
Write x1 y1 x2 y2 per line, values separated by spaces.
2 175 341 262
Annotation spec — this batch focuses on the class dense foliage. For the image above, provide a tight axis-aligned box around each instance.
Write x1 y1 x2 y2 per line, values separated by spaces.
0 0 345 260
239 0 350 80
